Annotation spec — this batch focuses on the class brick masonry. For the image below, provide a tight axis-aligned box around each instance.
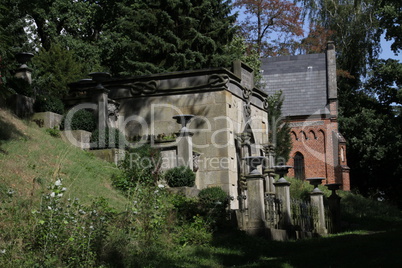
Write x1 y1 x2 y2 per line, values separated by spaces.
261 43 350 190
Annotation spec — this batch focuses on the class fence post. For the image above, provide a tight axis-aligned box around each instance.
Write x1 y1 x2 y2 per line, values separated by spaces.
325 183 342 233
273 165 292 229
307 178 327 236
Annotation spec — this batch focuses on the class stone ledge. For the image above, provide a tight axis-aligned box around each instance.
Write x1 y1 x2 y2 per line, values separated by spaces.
32 112 63 129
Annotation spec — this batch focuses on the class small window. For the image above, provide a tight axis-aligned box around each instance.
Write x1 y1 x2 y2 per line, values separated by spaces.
294 152 305 180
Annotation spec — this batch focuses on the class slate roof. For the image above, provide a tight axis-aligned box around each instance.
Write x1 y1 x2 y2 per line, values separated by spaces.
261 53 329 117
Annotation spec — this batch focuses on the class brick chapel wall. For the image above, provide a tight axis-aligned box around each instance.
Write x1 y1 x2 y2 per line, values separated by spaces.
286 118 340 185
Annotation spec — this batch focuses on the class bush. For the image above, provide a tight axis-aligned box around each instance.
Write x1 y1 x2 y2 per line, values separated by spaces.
62 109 96 132
113 144 161 190
90 127 126 149
165 166 195 187
34 95 65 114
198 187 228 207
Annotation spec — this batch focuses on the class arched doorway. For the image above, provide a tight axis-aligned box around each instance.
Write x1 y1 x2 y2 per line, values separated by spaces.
294 152 305 180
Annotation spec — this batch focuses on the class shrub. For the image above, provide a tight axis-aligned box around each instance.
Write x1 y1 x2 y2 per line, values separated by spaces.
198 187 228 207
198 187 229 230
90 127 126 149
62 109 96 132
45 127 60 138
113 145 161 190
165 166 195 187
34 95 64 114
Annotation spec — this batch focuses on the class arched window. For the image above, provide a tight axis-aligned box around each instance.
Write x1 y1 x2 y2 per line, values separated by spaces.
294 152 305 180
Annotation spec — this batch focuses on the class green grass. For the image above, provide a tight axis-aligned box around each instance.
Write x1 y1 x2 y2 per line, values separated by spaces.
0 108 126 209
1 108 401 267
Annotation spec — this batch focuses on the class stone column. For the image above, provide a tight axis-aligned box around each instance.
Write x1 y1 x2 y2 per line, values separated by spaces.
89 72 111 132
325 183 342 233
15 52 34 84
273 165 293 228
307 178 327 235
263 143 276 193
243 156 265 234
173 114 194 169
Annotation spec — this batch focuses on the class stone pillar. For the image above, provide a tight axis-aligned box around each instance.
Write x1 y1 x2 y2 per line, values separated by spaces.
89 72 111 131
243 156 265 234
263 143 276 193
273 165 293 228
15 52 34 85
307 178 327 235
326 183 342 233
173 114 194 169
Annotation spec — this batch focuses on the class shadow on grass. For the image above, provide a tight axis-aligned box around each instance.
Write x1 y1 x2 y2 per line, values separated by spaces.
211 224 402 268
0 114 26 154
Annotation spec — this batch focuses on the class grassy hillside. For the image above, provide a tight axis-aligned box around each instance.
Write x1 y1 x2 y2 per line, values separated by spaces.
0 108 126 209
0 107 401 267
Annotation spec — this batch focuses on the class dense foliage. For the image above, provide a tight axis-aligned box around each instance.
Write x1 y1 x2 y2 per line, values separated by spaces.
62 109 96 132
164 166 196 188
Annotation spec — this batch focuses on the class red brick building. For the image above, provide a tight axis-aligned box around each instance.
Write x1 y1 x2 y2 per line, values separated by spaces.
261 42 350 190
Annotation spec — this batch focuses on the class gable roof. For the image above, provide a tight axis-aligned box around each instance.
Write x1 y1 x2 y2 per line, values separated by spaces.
261 53 329 117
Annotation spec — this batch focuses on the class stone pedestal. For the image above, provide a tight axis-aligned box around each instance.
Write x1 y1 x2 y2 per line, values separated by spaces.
176 131 194 169
173 114 194 169
273 179 292 228
32 112 63 129
243 156 265 234
310 191 327 235
245 174 266 233
8 94 34 118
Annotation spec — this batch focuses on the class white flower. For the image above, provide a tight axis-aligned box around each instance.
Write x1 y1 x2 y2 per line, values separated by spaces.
57 193 63 197
0 249 6 254
55 179 62 186
61 187 67 192
158 184 165 188
50 192 56 198
48 206 52 210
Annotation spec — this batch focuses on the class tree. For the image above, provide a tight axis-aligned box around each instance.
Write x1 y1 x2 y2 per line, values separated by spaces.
267 90 292 164
234 0 304 57
378 0 402 54
32 43 87 98
103 0 237 76
299 23 334 54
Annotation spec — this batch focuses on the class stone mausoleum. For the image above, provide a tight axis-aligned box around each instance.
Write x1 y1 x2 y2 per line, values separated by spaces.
67 61 270 210
65 44 347 236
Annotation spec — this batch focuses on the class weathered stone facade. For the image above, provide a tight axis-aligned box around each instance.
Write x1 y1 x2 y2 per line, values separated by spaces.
67 62 270 209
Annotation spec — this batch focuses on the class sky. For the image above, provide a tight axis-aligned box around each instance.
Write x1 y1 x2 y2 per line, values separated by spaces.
380 36 401 61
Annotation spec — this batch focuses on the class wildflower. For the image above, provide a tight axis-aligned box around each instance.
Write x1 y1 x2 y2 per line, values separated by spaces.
50 192 56 198
55 179 62 186
57 193 63 197
61 187 67 192
48 206 52 210
0 249 6 254
7 189 15 196
158 184 165 188
154 190 159 194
